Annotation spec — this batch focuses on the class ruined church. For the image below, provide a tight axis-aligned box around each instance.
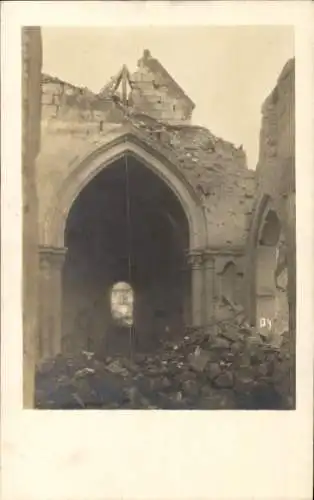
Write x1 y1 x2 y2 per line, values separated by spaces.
23 30 295 407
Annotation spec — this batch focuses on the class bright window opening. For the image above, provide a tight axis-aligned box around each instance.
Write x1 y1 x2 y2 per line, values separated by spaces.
110 282 134 327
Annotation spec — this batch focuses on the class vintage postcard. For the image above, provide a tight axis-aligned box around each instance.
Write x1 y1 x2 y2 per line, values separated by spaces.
1 2 313 500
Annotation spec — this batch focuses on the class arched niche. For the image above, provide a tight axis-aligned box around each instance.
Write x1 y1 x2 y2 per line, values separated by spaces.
256 210 281 295
256 209 288 338
220 261 237 303
216 257 244 306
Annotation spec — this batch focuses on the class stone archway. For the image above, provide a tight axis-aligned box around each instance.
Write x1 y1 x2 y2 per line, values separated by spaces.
246 191 292 343
256 209 281 335
38 136 209 360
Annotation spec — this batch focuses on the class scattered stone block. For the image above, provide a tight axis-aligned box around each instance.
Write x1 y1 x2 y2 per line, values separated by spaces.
188 347 211 372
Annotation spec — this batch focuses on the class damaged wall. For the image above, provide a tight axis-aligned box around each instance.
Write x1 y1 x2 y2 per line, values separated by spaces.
257 59 295 198
130 119 256 248
41 74 125 124
245 59 295 342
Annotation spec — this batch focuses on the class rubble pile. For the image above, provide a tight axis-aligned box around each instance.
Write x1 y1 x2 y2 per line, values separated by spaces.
35 314 293 410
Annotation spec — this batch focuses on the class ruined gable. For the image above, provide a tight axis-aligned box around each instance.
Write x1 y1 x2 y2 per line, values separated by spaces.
129 49 195 124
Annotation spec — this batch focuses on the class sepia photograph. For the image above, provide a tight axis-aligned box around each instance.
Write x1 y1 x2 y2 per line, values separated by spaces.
3 2 314 498
22 25 296 411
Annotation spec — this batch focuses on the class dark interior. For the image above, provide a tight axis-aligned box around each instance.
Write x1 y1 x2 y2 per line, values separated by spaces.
62 155 190 358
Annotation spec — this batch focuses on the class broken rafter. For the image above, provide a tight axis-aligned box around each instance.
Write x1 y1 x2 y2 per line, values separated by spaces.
99 65 134 106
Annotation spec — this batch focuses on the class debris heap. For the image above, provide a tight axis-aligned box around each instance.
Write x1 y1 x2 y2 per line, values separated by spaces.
35 311 293 410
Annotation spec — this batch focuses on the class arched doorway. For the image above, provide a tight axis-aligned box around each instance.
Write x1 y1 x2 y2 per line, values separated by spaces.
62 154 190 356
38 137 208 360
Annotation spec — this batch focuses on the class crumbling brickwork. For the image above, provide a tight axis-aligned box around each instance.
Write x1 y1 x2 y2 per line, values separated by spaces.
41 74 125 124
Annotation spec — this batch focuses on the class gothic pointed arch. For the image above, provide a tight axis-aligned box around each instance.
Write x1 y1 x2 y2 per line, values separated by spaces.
40 132 207 251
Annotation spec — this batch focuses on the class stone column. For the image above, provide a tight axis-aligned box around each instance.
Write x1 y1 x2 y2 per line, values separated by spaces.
203 253 215 326
38 246 67 361
187 251 205 327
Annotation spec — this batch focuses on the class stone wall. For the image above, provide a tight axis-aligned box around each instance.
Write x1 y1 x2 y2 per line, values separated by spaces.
127 116 256 248
22 27 42 407
41 74 124 124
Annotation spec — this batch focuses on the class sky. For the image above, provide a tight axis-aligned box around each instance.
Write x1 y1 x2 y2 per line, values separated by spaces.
41 26 294 169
